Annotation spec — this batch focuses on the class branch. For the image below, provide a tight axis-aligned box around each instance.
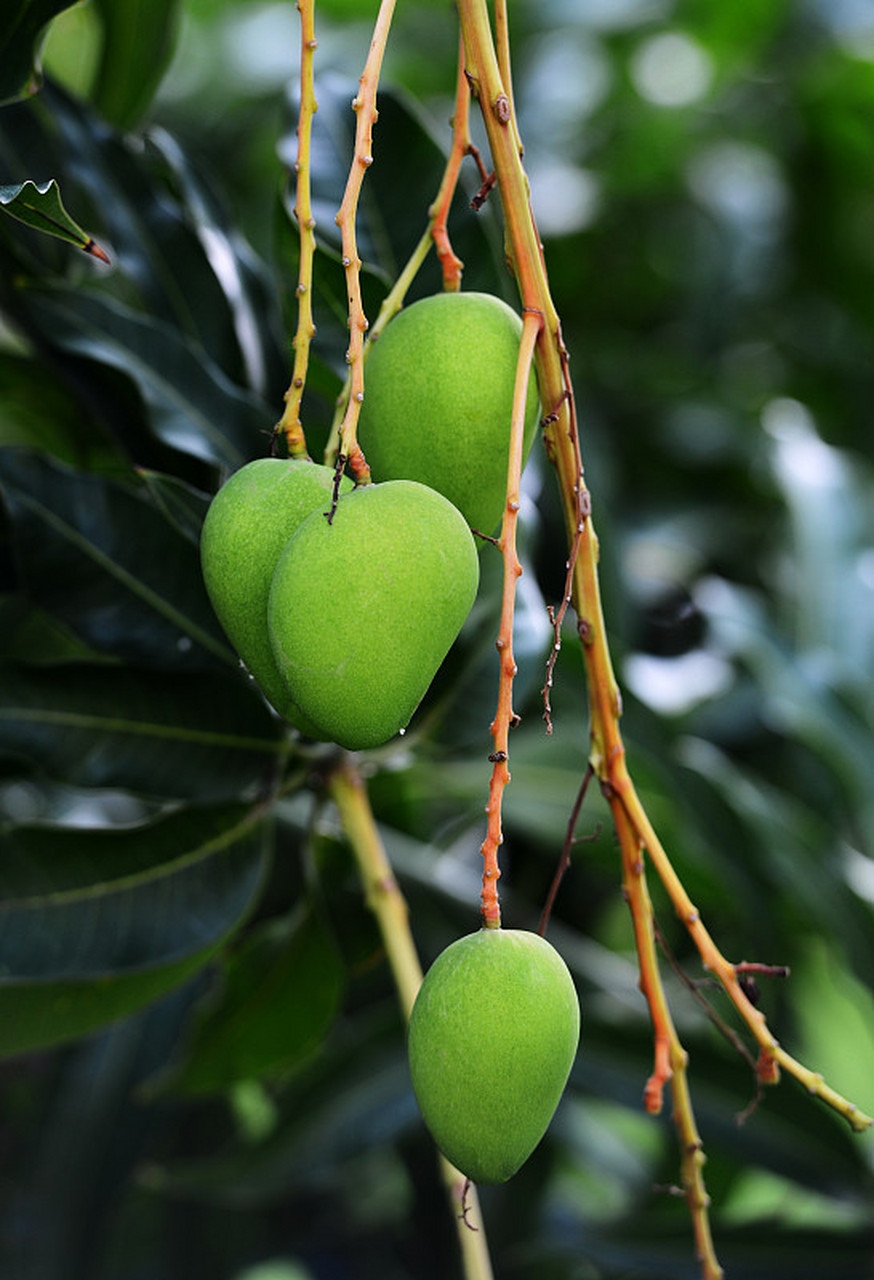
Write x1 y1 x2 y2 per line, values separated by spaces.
332 0 398 484
478 308 541 928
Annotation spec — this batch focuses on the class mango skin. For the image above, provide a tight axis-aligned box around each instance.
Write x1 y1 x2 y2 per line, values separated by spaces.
267 479 479 750
407 928 580 1185
357 292 541 535
200 457 351 729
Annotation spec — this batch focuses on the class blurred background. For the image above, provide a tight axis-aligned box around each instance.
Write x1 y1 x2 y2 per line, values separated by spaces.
2 0 874 1276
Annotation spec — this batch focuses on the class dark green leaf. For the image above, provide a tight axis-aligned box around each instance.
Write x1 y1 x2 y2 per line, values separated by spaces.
167 904 346 1094
134 468 212 545
90 0 182 129
15 290 269 467
0 801 255 899
0 177 108 258
0 352 119 465
0 662 285 801
0 1 81 106
0 449 233 668
0 803 269 1056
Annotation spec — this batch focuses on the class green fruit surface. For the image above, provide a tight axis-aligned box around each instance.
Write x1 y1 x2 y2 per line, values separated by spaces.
200 457 351 728
407 928 580 1184
267 479 479 750
357 291 541 535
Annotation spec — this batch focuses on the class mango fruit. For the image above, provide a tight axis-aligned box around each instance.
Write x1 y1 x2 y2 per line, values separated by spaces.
267 479 479 750
200 457 350 726
357 291 541 535
407 928 580 1184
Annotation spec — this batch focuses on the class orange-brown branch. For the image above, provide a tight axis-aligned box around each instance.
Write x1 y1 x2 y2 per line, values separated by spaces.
333 0 397 482
479 309 542 927
428 32 470 291
277 0 319 457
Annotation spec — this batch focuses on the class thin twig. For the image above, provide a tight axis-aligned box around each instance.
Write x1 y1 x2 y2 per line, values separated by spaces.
478 309 542 928
325 31 479 465
276 0 318 458
652 917 765 1125
428 31 471 291
538 763 594 936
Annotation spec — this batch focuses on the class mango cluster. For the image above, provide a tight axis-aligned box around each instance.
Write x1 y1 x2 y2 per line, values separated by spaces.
200 291 539 751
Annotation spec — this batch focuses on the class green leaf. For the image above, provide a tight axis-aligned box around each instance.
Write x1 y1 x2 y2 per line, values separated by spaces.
0 662 286 801
15 290 269 467
0 177 108 259
0 449 233 669
0 803 269 1056
90 0 182 129
0 1 82 106
0 352 119 465
167 904 346 1095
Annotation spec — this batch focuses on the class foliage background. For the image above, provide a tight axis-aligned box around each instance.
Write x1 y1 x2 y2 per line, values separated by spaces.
2 1 874 1277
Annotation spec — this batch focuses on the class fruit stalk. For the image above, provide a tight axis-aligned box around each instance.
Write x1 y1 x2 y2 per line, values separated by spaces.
328 762 494 1280
479 308 541 928
427 31 471 292
332 0 398 485
277 0 318 459
616 764 873 1130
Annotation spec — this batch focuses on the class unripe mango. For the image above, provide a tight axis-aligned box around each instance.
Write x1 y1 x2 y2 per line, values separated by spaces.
357 292 541 535
407 928 580 1184
200 457 351 727
267 479 479 750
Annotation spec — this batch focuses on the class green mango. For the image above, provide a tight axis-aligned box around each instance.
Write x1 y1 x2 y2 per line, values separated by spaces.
267 479 479 750
357 291 541 536
200 457 350 728
407 928 580 1184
